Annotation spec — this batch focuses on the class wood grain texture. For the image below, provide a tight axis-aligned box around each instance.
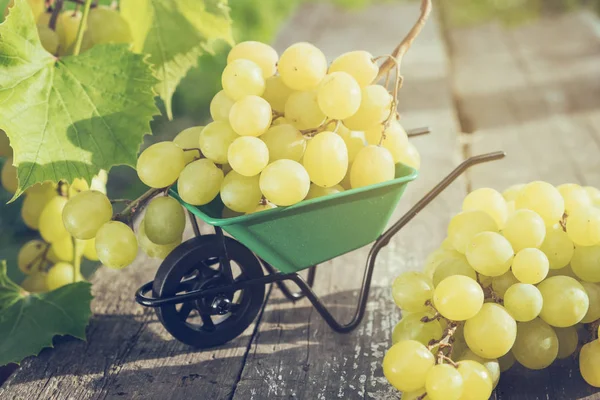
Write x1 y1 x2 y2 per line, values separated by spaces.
446 10 600 400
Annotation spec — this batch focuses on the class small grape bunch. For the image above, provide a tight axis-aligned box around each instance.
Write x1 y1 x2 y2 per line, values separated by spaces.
384 182 600 399
136 39 421 219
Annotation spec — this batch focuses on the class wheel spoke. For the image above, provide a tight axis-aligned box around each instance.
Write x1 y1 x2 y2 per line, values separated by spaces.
178 302 194 321
201 314 215 331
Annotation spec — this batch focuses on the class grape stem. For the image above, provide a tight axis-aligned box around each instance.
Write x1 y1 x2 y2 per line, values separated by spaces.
416 394 428 400
72 0 93 56
48 0 64 30
110 199 133 205
300 119 339 137
183 148 204 158
375 0 432 81
24 243 51 274
114 188 162 223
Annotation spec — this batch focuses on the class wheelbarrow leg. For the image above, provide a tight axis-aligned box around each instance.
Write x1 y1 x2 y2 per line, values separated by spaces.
263 261 317 301
188 211 201 237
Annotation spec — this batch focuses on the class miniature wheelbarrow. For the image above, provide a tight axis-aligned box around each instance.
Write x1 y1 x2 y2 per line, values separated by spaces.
135 129 505 348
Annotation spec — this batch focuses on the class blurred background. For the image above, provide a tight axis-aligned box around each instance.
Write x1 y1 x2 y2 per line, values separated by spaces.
2 0 600 283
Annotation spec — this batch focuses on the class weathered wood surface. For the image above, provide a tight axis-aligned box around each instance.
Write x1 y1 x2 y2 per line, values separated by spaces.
2 3 600 400
448 10 600 400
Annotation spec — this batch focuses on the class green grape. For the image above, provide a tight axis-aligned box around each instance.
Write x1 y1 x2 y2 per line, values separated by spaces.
259 160 310 206
303 132 348 188
328 50 378 88
284 91 326 130
466 232 514 277
498 352 515 372
382 340 435 392
432 257 477 287
502 209 546 252
567 206 600 247
136 142 185 188
278 42 327 91
50 234 74 262
538 276 589 327
221 59 265 100
447 210 498 254
21 272 48 293
396 141 421 170
227 41 278 78
144 196 185 245
39 196 69 243
220 171 262 213
227 136 269 177
584 186 600 207
464 303 517 358
425 364 463 400
515 181 565 227
47 262 82 291
554 326 579 359
210 90 235 122
491 271 518 298
37 25 59 54
62 190 113 240
423 247 464 278
462 188 508 229
21 183 57 230
503 283 543 322
56 11 82 55
229 95 272 137
343 85 392 130
502 183 525 202
173 126 204 164
1 156 18 193
0 130 11 158
581 282 600 323
138 221 180 259
82 238 98 261
392 312 443 346
557 183 591 214
457 360 493 400
458 349 500 389
433 275 483 321
512 248 549 284
539 224 574 269
87 6 133 44
247 202 277 214
350 145 394 189
570 245 600 282
391 271 434 313
18 240 47 275
178 159 224 206
4 0 44 20
260 124 306 162
579 340 600 387
305 183 344 200
336 128 365 163
364 120 409 163
95 221 138 270
512 318 559 370
317 72 361 120
262 76 294 113
199 121 239 164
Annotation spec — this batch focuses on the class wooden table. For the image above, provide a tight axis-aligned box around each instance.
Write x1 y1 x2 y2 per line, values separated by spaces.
2 2 600 399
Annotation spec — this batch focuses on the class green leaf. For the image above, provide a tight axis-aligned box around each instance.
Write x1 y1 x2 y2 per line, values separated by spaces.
0 261 24 311
0 0 159 198
121 0 234 119
0 263 93 366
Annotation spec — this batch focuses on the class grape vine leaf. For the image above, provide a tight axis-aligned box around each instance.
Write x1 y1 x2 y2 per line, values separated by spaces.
0 0 159 198
120 0 234 119
0 261 93 366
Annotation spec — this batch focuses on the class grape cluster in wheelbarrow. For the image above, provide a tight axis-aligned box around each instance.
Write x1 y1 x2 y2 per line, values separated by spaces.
385 182 600 399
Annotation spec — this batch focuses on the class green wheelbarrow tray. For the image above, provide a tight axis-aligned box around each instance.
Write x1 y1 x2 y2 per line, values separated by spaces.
171 163 418 274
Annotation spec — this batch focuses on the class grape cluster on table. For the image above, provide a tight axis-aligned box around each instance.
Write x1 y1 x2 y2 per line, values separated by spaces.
385 182 600 400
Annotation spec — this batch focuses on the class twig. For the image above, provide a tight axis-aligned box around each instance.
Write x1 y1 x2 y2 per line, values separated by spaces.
49 0 64 30
114 188 162 223
406 127 431 137
72 0 92 56
375 0 432 81
421 312 441 323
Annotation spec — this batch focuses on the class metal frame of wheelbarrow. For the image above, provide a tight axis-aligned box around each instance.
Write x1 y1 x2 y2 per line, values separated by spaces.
136 149 506 336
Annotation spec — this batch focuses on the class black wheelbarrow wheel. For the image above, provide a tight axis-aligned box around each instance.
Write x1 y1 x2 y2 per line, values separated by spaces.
152 235 265 348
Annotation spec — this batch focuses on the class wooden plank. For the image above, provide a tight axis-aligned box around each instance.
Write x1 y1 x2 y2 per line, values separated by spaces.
447 10 600 400
231 3 467 399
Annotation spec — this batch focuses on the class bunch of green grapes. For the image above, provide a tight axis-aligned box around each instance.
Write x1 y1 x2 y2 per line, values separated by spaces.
384 182 600 399
137 40 421 224
1 130 108 292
